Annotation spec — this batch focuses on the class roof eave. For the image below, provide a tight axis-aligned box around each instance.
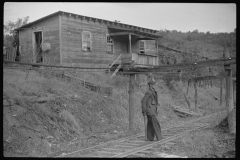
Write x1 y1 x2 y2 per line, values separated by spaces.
14 10 161 36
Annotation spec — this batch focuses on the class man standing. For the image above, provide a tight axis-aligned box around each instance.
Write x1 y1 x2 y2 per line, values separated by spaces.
141 77 163 141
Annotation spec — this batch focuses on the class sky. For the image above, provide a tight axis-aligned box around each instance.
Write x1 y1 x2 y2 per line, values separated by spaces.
4 2 236 33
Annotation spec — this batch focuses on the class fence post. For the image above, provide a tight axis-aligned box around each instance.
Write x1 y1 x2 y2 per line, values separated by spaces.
194 80 198 111
128 74 135 132
220 78 223 106
223 45 235 134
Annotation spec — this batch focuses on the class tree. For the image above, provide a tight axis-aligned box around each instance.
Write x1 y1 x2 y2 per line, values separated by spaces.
4 16 29 35
4 16 29 47
4 16 29 61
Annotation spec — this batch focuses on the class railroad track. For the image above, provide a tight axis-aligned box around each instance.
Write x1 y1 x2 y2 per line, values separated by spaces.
57 110 226 158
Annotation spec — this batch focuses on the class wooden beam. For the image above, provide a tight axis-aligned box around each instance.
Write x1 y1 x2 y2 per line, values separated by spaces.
233 80 236 105
186 80 190 95
127 58 236 72
129 74 134 132
194 81 198 110
59 14 62 65
224 65 235 134
109 53 122 69
156 39 159 65
190 76 223 82
129 34 132 54
109 32 131 36
220 78 223 106
109 31 159 40
3 60 110 70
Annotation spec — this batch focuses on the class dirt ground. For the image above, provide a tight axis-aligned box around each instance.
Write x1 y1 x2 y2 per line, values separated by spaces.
152 111 236 158
3 68 236 157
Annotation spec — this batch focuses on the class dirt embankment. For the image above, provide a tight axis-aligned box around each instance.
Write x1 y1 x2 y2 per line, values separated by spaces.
3 69 129 157
3 68 234 157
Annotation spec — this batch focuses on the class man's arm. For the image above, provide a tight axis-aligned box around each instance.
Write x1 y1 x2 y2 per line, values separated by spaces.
141 93 150 115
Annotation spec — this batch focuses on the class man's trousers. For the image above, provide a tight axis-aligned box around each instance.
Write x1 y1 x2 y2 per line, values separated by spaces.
146 115 163 141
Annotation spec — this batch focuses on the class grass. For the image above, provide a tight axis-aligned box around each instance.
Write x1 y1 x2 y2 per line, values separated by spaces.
3 67 230 157
181 129 218 157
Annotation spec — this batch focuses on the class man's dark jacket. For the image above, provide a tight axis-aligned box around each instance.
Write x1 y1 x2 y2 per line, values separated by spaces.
141 88 158 116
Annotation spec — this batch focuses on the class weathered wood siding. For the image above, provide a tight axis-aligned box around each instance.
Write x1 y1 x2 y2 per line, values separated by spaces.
132 53 158 65
145 40 156 55
19 29 33 63
61 14 118 68
19 12 158 67
19 15 60 64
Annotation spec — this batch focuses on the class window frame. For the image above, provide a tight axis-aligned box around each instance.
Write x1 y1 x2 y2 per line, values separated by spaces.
106 35 114 54
82 31 92 52
139 40 145 54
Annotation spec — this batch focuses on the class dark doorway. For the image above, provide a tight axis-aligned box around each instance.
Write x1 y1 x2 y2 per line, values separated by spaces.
34 31 43 63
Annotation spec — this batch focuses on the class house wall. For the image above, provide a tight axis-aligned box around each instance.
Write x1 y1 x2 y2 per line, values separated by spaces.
19 15 60 64
60 14 118 68
19 12 159 67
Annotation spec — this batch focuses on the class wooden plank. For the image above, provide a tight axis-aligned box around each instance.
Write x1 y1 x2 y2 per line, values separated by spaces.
74 53 114 60
114 145 134 150
172 105 202 116
94 150 117 155
109 53 122 69
117 143 141 147
111 64 122 78
130 58 236 72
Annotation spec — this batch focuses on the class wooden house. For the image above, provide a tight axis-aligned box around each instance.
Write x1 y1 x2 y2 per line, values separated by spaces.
15 11 162 69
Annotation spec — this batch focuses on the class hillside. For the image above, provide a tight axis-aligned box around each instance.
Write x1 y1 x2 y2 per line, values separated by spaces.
156 29 236 77
3 66 227 157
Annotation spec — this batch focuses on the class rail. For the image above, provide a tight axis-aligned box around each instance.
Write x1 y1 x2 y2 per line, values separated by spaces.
57 110 226 157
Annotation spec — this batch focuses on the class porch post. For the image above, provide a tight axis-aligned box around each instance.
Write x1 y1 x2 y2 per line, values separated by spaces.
129 34 132 59
156 39 158 65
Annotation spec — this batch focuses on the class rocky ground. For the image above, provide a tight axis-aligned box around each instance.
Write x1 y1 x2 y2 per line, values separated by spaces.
153 112 236 158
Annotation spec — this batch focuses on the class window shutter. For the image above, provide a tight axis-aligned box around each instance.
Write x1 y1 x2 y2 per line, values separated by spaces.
90 32 92 51
82 32 85 51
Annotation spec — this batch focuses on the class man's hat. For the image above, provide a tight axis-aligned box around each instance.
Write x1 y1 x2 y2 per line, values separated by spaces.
148 78 156 85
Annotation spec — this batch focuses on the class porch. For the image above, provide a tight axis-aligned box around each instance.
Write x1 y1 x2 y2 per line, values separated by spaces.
107 25 161 68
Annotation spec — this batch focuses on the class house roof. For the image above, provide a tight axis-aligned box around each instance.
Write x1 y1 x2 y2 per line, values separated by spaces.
15 11 162 38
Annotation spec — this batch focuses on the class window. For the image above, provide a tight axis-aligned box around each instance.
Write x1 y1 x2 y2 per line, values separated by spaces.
106 35 114 53
139 40 145 54
82 31 92 51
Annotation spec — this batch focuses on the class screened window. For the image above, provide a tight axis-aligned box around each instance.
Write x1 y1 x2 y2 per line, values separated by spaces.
139 40 145 54
82 31 92 51
106 35 114 53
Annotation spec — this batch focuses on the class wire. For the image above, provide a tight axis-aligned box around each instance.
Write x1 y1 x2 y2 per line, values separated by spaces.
3 60 112 70
3 67 108 72
2 67 212 79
